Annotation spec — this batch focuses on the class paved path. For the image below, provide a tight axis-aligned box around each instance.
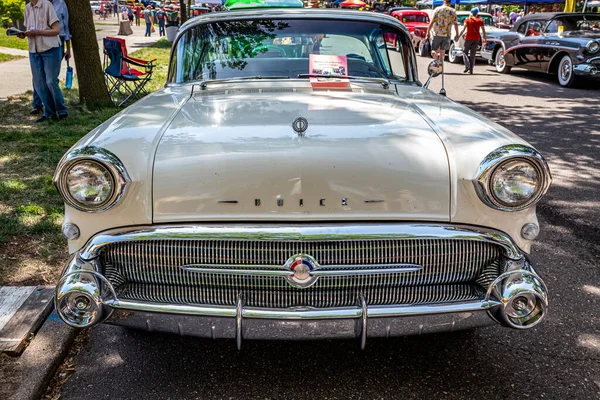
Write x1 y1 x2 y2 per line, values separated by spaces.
0 17 162 102
58 57 600 399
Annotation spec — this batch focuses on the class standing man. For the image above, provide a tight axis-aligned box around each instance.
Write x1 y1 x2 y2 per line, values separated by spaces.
156 7 166 37
31 0 71 115
426 0 459 62
134 5 141 26
456 7 487 74
19 0 67 122
144 5 154 37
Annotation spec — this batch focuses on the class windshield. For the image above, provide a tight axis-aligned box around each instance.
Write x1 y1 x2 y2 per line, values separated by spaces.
169 19 410 83
546 15 600 33
399 14 429 24
458 15 494 26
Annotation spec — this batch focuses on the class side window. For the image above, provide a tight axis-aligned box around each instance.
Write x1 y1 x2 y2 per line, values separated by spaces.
517 22 527 35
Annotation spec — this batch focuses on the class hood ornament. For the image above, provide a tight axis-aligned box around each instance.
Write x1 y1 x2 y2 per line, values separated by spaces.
292 117 308 137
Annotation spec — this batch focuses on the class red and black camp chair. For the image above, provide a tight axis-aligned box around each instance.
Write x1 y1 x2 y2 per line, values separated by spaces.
103 37 155 106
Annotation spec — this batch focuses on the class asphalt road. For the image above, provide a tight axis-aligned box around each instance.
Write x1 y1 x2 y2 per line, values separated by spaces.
59 57 600 399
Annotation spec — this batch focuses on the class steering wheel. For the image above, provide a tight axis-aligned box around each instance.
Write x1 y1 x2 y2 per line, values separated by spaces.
246 44 287 57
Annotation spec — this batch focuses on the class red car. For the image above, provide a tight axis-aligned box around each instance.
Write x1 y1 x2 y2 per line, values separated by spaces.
385 10 430 52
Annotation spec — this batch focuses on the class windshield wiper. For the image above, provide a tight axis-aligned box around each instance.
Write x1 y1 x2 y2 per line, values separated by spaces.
198 75 290 89
296 74 392 89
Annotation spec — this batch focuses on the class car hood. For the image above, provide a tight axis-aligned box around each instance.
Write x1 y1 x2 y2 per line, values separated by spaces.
152 83 451 222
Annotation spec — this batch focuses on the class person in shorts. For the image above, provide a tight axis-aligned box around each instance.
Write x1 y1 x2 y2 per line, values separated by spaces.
426 0 458 62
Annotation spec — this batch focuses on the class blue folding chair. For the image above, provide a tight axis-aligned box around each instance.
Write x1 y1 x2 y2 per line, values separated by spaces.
103 38 154 106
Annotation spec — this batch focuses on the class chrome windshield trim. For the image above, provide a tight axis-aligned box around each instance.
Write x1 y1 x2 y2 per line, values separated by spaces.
104 298 501 320
78 223 524 261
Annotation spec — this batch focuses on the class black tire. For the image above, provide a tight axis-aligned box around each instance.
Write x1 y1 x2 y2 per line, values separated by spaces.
418 40 430 58
448 42 461 64
495 48 511 74
557 54 576 87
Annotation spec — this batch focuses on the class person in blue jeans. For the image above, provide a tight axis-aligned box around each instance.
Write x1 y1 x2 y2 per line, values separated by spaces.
144 6 154 37
31 0 71 117
156 7 166 37
19 0 67 122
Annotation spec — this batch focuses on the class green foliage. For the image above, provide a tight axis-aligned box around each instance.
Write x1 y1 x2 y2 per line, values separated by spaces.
0 29 28 50
0 52 24 63
0 0 25 28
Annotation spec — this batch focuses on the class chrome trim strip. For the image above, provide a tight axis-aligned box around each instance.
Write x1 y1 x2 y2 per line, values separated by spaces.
473 144 552 212
78 223 524 261
180 264 424 277
53 146 131 213
105 298 501 320
504 44 576 54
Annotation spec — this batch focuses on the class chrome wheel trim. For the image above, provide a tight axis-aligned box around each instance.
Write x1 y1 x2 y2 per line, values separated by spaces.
448 43 455 62
496 50 506 71
558 56 572 86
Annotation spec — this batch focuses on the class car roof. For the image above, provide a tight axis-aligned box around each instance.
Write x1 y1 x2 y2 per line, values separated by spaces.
392 9 428 15
519 12 600 23
180 8 407 31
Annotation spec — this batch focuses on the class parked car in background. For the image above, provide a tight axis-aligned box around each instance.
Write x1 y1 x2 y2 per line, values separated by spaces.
90 1 101 14
385 9 430 51
483 12 600 87
387 6 416 14
447 11 508 64
53 8 551 349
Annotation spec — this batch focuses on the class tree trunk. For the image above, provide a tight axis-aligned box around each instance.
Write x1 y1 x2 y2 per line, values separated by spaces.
180 0 187 24
64 0 112 108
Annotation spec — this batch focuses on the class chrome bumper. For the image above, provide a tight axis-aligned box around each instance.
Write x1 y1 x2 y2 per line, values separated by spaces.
54 224 549 349
574 63 600 77
106 301 498 345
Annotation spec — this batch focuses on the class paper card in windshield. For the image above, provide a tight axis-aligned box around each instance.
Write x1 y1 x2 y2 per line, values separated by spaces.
309 54 350 89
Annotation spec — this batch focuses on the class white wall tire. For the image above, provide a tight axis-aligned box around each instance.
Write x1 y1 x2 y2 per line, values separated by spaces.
495 48 511 74
557 54 575 87
448 42 461 64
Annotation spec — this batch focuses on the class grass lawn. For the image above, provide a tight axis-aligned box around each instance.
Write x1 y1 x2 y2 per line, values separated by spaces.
0 30 28 51
0 39 171 286
0 53 25 63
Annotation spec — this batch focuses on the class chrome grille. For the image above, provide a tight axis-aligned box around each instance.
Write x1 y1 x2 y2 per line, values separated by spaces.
101 239 503 308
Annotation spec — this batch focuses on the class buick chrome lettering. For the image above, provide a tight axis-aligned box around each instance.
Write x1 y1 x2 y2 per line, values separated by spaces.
53 9 552 349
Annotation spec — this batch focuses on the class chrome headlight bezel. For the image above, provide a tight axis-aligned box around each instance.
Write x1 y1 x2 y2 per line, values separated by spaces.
474 145 552 212
53 146 130 213
586 40 600 54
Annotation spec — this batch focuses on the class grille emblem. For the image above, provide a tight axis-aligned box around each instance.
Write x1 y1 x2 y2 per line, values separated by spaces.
285 254 318 288
292 117 308 137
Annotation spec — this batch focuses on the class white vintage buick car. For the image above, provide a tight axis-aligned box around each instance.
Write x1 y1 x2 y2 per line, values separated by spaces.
54 7 551 349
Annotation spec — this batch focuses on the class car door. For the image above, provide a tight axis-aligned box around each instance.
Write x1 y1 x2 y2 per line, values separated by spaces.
513 21 543 70
538 19 562 72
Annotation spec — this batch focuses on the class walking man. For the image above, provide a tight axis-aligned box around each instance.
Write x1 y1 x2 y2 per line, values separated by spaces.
156 7 166 37
426 0 458 62
134 5 141 26
19 0 67 122
31 0 71 116
456 7 487 74
143 6 154 37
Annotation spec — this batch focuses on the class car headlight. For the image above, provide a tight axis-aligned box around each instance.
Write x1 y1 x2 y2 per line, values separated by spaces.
474 145 551 212
54 147 130 212
490 159 540 207
586 40 600 54
65 160 115 210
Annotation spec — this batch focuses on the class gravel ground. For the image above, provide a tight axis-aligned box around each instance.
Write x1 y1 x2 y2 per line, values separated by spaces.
58 56 600 399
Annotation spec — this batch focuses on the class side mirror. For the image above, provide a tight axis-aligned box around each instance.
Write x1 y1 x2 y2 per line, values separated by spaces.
424 60 443 88
427 60 443 77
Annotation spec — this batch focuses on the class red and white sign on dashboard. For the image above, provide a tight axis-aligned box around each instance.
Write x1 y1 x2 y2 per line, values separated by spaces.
309 54 350 89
